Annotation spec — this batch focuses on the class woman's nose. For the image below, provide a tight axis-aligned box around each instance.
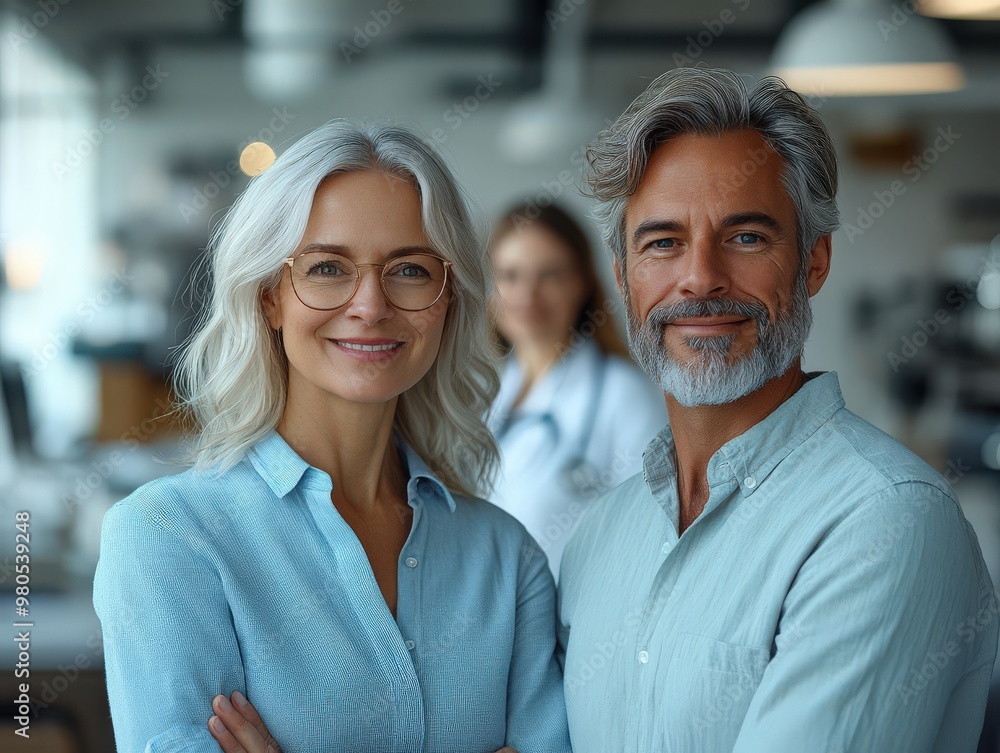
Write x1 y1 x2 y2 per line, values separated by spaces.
343 267 393 322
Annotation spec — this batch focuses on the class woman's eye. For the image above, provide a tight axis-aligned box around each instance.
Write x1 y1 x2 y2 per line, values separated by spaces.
389 262 430 278
309 262 347 277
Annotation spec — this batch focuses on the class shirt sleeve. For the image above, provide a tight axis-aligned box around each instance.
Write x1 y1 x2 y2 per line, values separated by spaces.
93 499 247 753
731 481 998 753
505 533 573 753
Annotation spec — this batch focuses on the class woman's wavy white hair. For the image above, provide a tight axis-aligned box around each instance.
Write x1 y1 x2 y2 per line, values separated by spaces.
174 119 500 497
585 67 840 273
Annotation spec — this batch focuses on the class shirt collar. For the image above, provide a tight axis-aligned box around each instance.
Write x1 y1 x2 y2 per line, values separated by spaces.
490 337 602 434
247 429 457 511
248 430 318 498
642 371 846 510
394 433 458 512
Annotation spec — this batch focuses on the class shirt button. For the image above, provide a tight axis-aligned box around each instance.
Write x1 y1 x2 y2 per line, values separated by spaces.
638 650 649 664
744 475 757 488
661 542 670 555
404 640 415 651
404 557 418 568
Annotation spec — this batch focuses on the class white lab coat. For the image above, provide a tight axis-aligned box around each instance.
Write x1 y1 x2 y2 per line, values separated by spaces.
487 337 668 578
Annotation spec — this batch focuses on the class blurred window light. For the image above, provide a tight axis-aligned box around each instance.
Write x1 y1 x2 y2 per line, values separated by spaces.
240 142 276 177
771 0 965 96
0 13 101 455
983 431 1000 471
977 269 1000 310
919 0 1000 19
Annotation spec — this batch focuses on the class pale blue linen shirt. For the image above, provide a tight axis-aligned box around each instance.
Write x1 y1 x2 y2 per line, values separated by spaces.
93 430 571 753
558 371 997 753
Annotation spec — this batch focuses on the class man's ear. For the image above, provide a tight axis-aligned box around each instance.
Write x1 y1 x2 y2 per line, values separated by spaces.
262 285 282 331
613 254 625 297
806 234 832 297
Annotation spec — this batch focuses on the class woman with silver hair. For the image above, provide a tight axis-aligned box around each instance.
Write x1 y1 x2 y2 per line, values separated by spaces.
93 120 571 753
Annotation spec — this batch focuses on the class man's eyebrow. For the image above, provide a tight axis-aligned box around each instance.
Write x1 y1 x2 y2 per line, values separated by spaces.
631 219 685 247
721 212 783 233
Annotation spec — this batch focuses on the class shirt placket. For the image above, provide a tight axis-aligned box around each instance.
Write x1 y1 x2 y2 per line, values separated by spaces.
629 537 688 752
394 479 439 753
300 479 425 752
629 474 739 752
395 486 425 666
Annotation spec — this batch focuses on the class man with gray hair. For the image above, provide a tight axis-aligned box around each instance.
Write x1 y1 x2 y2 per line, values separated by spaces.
557 67 997 752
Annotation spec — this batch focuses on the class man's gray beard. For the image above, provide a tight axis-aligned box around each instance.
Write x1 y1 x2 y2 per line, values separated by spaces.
624 271 813 407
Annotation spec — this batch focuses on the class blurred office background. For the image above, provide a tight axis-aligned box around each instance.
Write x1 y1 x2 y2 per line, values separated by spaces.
1 0 999 750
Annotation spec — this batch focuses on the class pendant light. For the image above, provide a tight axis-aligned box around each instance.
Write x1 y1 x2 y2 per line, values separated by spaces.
771 0 964 96
919 0 1000 19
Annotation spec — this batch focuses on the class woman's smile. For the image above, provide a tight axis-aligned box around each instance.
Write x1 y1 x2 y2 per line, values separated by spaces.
327 336 406 361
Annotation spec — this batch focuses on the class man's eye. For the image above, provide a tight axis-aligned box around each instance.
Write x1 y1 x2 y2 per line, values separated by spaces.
649 238 676 250
736 233 763 245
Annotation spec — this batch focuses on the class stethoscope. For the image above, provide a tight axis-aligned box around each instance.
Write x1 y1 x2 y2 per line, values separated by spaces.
494 349 609 498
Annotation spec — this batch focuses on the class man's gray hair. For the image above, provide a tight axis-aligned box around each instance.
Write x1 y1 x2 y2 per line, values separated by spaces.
585 67 840 272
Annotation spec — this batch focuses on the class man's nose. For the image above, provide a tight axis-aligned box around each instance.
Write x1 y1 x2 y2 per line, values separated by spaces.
676 241 731 299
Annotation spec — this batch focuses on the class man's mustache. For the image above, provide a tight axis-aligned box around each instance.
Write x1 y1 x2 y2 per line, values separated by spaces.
644 297 770 329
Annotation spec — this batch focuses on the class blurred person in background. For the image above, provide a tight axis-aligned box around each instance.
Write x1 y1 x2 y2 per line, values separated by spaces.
93 120 570 753
487 204 667 578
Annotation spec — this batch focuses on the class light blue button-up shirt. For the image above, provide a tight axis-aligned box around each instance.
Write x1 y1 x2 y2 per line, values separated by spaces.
558 371 997 753
93 430 570 753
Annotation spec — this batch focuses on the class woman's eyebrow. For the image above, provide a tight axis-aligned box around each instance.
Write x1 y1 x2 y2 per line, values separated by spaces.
297 243 436 258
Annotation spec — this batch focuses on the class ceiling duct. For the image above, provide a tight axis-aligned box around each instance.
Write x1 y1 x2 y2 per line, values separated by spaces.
243 0 341 101
499 0 603 164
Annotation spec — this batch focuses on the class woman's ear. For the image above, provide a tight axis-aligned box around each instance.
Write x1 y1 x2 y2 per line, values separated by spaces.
262 285 282 331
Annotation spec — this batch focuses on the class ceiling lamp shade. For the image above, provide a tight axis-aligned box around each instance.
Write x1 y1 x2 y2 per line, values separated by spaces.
919 0 1000 19
499 94 603 164
772 0 964 96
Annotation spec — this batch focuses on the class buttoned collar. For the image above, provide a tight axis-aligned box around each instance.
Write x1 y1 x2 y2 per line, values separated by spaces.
248 429 457 512
397 433 458 512
642 371 846 514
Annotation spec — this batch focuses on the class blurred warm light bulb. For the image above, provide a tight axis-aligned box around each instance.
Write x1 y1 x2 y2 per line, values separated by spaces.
3 242 45 291
240 142 276 177
919 0 1000 19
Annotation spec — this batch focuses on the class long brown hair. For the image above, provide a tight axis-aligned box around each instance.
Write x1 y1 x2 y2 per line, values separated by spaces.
489 202 627 357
